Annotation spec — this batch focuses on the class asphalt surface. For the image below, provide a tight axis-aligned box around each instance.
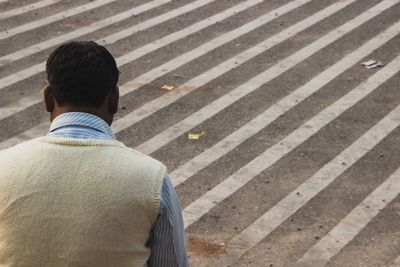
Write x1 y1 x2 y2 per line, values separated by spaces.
1 0 400 266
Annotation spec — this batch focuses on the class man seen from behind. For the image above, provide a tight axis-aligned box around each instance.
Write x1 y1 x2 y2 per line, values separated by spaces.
0 41 189 267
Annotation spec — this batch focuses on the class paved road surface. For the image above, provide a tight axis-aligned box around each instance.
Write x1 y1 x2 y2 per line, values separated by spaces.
1 0 400 266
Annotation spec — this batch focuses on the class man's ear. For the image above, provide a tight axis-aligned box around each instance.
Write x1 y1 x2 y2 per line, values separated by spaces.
108 86 119 114
44 85 55 113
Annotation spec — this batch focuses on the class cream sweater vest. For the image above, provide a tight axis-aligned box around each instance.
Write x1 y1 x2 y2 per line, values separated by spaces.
0 137 166 267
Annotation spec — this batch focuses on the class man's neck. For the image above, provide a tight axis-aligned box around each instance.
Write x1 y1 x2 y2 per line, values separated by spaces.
50 105 113 125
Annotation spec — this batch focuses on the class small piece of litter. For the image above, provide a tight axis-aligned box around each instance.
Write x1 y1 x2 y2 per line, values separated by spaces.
361 59 377 66
161 85 175 91
188 132 206 140
361 59 385 69
367 61 384 69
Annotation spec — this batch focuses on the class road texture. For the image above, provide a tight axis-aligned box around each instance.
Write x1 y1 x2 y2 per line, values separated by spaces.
1 0 400 266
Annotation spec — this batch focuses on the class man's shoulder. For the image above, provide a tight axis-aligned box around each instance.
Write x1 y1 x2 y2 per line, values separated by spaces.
114 144 167 174
0 138 45 175
0 138 41 158
119 144 159 162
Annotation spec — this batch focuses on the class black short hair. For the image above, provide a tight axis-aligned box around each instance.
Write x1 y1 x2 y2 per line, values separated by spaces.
46 41 119 107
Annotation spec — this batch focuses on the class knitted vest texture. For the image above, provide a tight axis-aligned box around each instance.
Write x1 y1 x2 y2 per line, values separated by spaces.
0 137 166 267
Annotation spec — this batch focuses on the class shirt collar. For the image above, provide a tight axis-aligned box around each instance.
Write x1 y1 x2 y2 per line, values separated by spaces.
49 112 116 140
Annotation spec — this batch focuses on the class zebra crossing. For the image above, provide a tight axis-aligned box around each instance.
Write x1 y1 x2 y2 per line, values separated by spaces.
0 0 60 20
1 0 399 266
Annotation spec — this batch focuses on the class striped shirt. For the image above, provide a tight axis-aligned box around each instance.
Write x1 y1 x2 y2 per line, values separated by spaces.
47 112 189 267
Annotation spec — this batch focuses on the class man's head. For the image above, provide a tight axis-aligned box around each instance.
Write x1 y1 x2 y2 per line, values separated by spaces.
44 41 119 125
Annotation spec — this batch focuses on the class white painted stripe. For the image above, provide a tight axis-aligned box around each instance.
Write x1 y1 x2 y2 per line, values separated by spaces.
136 17 400 155
392 256 400 266
0 0 392 150
0 0 256 120
182 53 400 230
114 0 265 66
298 167 400 266
0 0 310 104
167 2 400 182
0 0 119 40
0 0 59 20
100 0 215 45
0 63 44 90
0 0 172 66
0 90 43 121
0 123 49 151
0 0 313 122
0 0 312 149
217 103 400 266
112 0 364 131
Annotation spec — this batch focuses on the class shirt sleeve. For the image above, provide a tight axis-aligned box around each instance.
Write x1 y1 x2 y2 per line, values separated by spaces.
147 175 189 267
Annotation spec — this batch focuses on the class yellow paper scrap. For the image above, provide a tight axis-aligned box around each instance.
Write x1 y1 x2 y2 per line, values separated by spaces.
188 132 206 140
162 85 175 91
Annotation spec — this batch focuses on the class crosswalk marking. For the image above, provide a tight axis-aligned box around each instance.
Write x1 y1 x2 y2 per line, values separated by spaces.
0 0 310 107
113 0 266 66
392 255 400 266
0 0 317 137
0 0 119 40
168 0 399 184
136 15 400 156
0 0 394 152
0 0 217 84
0 0 59 20
112 0 363 131
0 0 359 149
297 167 400 266
0 0 262 120
0 123 48 151
182 52 400 229
101 0 219 45
215 102 400 266
0 0 172 67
